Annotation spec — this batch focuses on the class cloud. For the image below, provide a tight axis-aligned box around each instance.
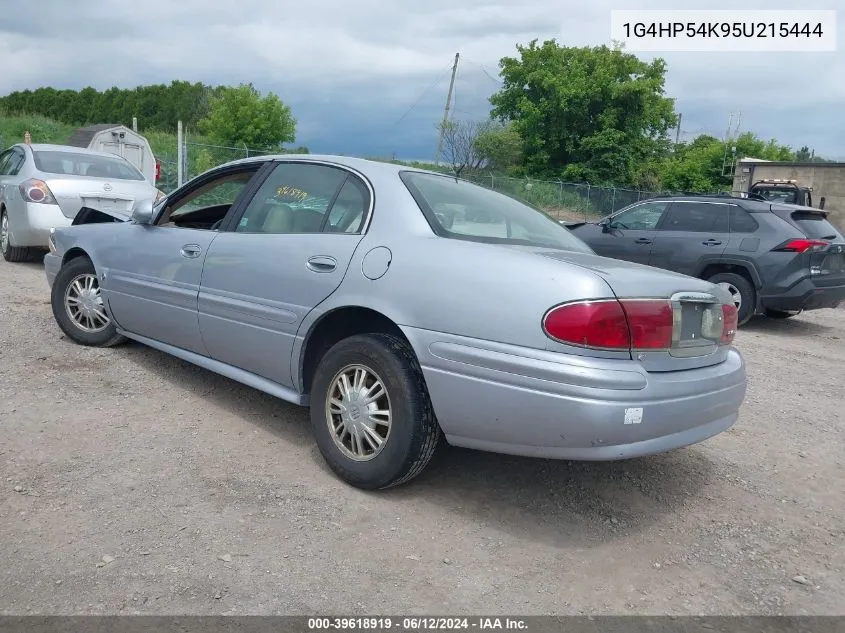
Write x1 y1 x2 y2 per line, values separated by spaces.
2 0 844 160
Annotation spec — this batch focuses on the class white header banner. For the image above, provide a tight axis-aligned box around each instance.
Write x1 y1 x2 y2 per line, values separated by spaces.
610 10 837 52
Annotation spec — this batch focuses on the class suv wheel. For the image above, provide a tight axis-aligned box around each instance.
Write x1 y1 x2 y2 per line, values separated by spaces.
708 272 755 326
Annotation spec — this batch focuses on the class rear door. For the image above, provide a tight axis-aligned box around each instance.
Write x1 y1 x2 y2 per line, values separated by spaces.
648 201 731 277
197 160 371 388
586 200 668 265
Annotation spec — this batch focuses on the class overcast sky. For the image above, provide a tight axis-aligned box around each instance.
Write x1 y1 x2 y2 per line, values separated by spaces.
1 0 843 161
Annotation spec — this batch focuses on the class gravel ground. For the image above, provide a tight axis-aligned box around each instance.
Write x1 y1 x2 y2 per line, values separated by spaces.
0 257 843 616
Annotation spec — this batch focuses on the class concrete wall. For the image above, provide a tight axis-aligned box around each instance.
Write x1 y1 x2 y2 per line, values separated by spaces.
733 161 845 229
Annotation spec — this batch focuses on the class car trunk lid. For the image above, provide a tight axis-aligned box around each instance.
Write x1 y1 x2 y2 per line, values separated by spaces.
43 175 156 221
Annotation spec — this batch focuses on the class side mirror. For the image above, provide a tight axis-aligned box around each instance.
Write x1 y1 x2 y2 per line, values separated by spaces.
130 200 156 225
601 219 612 233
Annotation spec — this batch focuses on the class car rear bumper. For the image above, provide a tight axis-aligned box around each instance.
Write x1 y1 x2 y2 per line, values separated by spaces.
760 277 845 312
403 327 747 461
9 202 72 248
44 252 61 288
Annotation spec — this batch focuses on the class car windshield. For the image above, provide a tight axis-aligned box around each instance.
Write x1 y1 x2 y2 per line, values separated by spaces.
400 171 593 253
33 150 145 181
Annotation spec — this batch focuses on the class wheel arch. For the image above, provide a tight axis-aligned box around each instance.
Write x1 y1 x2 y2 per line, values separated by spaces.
297 305 420 396
699 260 761 289
62 247 93 266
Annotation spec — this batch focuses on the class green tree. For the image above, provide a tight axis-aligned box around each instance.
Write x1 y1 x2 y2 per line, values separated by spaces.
473 122 523 173
198 84 296 150
489 40 677 185
659 132 796 192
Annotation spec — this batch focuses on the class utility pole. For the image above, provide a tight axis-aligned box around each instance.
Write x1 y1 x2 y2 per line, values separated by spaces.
434 52 460 166
673 112 682 151
177 120 184 187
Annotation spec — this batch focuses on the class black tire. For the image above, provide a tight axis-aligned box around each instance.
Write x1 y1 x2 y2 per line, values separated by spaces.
764 309 798 319
50 256 126 347
309 333 440 490
0 209 33 263
707 272 755 326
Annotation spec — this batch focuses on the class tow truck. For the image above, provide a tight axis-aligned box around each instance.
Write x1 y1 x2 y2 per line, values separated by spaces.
747 179 825 209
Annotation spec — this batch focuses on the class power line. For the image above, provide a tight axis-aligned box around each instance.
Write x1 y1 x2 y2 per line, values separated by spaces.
460 59 503 85
387 64 454 131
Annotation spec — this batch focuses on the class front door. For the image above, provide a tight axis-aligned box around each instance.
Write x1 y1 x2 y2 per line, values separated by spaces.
99 163 267 355
588 200 669 265
198 161 371 388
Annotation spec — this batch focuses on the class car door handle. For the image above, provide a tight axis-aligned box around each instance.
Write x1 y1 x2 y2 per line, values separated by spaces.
307 255 337 272
635 238 652 245
702 239 723 246
180 244 202 259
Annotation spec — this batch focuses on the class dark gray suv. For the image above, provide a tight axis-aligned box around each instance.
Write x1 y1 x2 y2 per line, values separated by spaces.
568 195 845 325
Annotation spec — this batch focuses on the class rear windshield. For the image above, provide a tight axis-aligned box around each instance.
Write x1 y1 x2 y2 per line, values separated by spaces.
399 171 593 253
33 150 145 181
790 211 842 240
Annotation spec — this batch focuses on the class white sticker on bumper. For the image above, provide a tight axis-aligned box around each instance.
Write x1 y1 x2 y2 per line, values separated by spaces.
624 407 643 425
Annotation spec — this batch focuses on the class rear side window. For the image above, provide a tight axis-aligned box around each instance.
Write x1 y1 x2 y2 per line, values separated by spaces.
33 150 145 181
0 150 12 175
0 148 25 176
790 211 842 239
730 206 759 233
661 202 730 232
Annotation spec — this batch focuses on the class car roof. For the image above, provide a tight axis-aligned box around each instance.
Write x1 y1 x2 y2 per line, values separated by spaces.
638 194 773 213
220 153 441 177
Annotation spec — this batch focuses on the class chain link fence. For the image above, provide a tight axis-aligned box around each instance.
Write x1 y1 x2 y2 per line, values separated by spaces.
152 140 276 194
154 134 667 221
464 174 665 222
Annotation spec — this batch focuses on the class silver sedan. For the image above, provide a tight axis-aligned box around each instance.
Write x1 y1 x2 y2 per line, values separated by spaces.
0 143 159 262
43 155 747 489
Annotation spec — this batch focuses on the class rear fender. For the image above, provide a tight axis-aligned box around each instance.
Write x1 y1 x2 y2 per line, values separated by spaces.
699 258 763 289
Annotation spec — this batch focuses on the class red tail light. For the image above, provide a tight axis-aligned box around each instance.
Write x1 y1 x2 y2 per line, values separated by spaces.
543 299 673 351
774 238 828 253
543 300 631 349
720 304 738 345
155 161 161 181
620 300 675 349
543 298 737 351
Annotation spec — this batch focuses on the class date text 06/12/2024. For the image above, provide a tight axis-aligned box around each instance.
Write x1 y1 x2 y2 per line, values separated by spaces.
307 617 528 630
610 9 837 52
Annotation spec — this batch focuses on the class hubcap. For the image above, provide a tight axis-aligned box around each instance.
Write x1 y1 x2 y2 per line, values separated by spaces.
0 213 8 254
64 273 110 333
325 364 392 462
717 282 742 311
